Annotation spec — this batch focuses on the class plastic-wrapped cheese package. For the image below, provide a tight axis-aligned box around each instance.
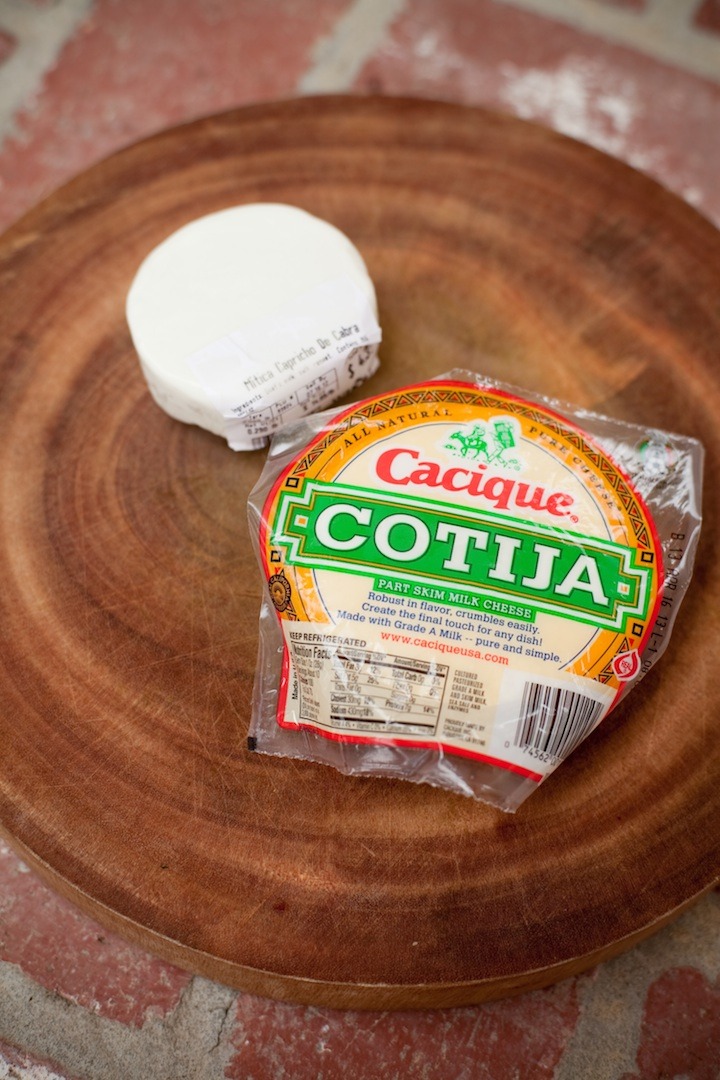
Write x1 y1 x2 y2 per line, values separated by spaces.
247 371 703 811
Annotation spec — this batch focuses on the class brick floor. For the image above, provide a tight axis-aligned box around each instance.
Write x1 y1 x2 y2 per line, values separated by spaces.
695 0 720 33
622 968 720 1080
355 0 720 225
0 1 718 1077
0 841 190 1028
597 0 647 9
0 1038 75 1080
0 0 352 231
225 979 582 1079
0 29 15 64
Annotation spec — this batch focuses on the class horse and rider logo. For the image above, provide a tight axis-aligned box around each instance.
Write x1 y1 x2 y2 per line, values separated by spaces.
444 415 522 470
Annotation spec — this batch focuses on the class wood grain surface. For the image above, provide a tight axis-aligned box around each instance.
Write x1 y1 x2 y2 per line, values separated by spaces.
0 96 718 1009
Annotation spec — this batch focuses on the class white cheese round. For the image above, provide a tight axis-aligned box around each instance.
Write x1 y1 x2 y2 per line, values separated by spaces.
126 203 379 441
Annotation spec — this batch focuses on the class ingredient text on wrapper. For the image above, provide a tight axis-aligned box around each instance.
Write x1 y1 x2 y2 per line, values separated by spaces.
188 277 381 450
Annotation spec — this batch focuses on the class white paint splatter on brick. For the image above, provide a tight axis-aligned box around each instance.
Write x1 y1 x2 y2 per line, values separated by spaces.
499 56 642 156
415 29 440 59
0 1052 69 1080
494 0 720 84
497 56 708 213
0 0 93 147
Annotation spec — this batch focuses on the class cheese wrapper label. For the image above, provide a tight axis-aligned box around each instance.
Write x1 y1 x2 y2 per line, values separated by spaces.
247 372 703 811
188 277 381 450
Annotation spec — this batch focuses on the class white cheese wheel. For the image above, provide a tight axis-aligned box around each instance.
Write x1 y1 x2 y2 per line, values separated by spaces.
126 203 378 439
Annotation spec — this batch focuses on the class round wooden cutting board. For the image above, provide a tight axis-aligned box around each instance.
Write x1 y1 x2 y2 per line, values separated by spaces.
0 97 718 1009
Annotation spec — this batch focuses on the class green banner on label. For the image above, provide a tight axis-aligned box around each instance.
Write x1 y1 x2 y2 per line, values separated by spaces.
273 478 653 632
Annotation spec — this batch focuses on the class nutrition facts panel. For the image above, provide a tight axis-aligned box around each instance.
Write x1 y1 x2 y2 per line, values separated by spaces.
288 637 449 737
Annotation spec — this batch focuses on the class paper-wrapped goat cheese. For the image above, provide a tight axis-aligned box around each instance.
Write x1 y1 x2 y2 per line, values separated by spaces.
126 203 381 449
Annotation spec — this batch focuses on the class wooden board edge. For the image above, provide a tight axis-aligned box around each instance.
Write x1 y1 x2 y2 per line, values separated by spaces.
3 826 716 1011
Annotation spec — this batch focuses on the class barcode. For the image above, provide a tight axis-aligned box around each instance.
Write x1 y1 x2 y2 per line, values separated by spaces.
514 682 606 761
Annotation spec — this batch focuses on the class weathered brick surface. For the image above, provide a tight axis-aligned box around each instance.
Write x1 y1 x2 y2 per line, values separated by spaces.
595 0 647 8
0 841 190 1027
0 0 352 231
621 967 720 1080
0 1037 76 1079
225 978 582 1079
0 1 718 1077
355 0 720 226
695 0 720 33
0 29 16 64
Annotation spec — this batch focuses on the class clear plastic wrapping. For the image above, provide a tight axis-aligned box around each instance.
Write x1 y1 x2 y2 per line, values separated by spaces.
247 371 703 811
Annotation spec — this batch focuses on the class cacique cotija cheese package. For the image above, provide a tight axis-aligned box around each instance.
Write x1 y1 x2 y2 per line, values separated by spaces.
247 371 703 811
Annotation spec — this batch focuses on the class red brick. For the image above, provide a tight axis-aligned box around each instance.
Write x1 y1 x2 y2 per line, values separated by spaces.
621 968 720 1080
0 0 351 232
0 1038 77 1079
695 0 720 34
225 979 581 1079
0 29 17 64
0 841 190 1027
592 0 646 9
355 0 720 227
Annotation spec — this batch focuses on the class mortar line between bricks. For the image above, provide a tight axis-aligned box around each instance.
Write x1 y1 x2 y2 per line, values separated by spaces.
554 893 720 1080
495 0 720 83
0 0 94 149
554 964 646 1080
297 0 408 94
0 961 237 1080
